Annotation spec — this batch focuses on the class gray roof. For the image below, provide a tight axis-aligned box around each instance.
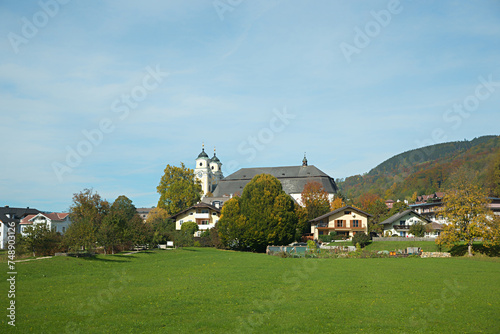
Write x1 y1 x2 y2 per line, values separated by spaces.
0 206 40 223
379 209 431 225
212 165 338 197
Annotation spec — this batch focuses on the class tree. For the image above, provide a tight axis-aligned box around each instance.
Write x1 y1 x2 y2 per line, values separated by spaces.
111 195 137 221
486 150 500 197
218 174 298 252
157 163 202 215
436 168 493 256
181 221 199 236
352 232 370 248
20 223 62 257
409 222 426 237
65 189 109 251
301 181 331 220
330 197 345 211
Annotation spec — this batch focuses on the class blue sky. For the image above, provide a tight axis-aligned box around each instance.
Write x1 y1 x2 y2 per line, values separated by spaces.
1 0 499 212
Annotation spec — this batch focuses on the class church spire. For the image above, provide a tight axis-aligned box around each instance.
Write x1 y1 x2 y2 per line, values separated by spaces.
302 153 308 166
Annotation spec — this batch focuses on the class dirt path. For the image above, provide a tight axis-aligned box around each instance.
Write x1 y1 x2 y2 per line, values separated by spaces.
14 256 52 263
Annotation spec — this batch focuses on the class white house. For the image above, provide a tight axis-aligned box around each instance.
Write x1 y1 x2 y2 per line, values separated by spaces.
19 212 71 236
168 202 221 237
378 209 441 238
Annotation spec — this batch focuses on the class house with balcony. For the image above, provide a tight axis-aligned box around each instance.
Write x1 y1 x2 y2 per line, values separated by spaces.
169 202 221 236
378 209 439 237
19 212 71 236
309 206 372 240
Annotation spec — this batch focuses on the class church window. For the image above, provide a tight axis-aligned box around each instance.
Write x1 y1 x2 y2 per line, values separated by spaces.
199 163 202 166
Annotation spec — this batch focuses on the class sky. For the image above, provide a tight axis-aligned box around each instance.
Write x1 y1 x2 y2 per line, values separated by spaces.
1 0 499 212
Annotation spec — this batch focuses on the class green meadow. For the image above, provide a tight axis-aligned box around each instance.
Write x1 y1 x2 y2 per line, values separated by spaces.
2 248 499 333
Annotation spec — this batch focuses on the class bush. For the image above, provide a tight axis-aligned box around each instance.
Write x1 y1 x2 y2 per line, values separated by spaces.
318 235 332 243
352 232 370 248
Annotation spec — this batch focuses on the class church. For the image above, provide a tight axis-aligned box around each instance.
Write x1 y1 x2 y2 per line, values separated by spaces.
194 146 338 205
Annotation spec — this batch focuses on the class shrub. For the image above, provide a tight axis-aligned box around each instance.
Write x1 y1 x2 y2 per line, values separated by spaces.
352 232 370 248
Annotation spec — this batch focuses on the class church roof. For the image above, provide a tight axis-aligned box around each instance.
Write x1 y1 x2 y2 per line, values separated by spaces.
197 148 209 159
211 153 220 163
212 165 338 197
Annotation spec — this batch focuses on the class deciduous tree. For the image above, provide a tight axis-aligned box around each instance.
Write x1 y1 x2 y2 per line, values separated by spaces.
436 168 493 256
65 189 109 251
157 163 202 215
301 181 331 220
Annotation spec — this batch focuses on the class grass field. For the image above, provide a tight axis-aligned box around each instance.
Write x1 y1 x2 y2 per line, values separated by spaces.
2 248 499 333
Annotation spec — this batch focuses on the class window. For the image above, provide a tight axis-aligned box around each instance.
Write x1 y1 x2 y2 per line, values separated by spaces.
190 212 193 215
179 220 184 225
344 211 351 215
336 220 343 227
212 212 217 216
200 220 209 225
200 209 209 214
400 231 406 237
352 220 360 228
199 162 202 166
400 220 405 224
62 227 65 233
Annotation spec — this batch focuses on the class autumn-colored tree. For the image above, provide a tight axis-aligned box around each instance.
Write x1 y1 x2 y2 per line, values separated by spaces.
301 181 331 220
411 191 418 203
330 197 345 211
486 150 500 197
218 174 298 252
65 189 109 251
436 168 493 256
157 163 202 215
357 194 387 234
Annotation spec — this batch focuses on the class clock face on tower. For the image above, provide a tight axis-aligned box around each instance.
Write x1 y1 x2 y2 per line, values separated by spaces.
197 172 203 178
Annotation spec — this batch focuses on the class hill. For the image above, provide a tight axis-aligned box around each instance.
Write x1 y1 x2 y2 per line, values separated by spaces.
338 135 500 201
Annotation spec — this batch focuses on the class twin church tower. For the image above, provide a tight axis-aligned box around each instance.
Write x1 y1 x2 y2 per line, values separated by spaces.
194 145 223 196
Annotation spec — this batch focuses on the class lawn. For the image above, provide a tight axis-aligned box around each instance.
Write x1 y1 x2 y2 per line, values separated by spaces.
2 248 499 333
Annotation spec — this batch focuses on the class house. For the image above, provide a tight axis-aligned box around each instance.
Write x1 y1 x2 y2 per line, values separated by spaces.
379 209 433 237
410 192 500 223
0 206 40 249
169 202 221 236
19 212 71 236
136 207 154 222
309 206 372 239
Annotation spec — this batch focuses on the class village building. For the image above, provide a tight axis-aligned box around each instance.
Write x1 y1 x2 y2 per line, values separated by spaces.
378 209 441 238
309 206 372 239
19 212 71 236
168 202 221 237
0 206 40 249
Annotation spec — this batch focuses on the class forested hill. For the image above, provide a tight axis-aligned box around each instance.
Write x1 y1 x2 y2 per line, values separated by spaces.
338 135 500 201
